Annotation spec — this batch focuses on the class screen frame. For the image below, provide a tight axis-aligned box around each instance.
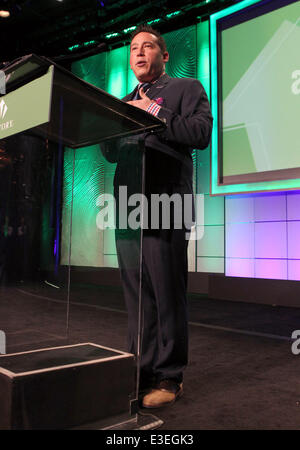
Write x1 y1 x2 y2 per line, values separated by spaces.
210 0 300 196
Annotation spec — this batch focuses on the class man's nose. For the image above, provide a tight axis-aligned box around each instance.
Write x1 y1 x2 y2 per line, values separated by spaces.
137 47 145 56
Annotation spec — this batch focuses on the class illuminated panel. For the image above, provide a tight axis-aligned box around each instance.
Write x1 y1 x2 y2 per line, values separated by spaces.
255 259 287 280
127 65 138 94
197 21 210 97
226 223 254 259
225 196 254 223
254 194 286 222
255 222 287 259
198 195 224 226
61 146 106 266
197 257 224 273
163 26 197 79
224 191 300 281
61 51 123 267
197 225 224 258
288 261 300 281
72 52 107 90
226 258 255 278
195 21 224 273
287 193 300 220
106 46 128 97
287 222 300 259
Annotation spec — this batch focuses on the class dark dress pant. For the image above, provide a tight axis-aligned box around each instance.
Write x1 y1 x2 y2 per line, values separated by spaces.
116 227 189 385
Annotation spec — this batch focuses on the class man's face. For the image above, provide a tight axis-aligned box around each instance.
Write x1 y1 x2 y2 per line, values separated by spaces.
130 32 169 82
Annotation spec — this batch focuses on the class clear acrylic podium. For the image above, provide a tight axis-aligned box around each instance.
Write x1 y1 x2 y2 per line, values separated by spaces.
0 54 165 429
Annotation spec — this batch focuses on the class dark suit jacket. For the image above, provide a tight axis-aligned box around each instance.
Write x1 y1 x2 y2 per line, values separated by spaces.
101 73 213 227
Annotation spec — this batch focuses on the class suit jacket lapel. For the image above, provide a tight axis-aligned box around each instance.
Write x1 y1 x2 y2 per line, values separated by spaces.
123 86 139 102
146 73 171 100
124 74 171 101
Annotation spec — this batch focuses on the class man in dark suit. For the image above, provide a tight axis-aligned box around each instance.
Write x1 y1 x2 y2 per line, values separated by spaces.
103 25 212 408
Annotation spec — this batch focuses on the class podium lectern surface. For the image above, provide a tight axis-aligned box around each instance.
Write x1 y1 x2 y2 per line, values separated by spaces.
1 54 165 147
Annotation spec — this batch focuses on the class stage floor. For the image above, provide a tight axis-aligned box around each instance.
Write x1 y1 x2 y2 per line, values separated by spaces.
1 282 300 429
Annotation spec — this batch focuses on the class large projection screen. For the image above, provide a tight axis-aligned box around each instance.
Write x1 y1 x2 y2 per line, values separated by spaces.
210 0 300 195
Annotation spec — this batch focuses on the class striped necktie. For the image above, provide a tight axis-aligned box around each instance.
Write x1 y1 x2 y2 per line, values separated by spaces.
133 82 151 100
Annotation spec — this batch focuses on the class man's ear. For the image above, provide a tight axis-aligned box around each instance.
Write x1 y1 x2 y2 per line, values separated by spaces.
163 52 169 63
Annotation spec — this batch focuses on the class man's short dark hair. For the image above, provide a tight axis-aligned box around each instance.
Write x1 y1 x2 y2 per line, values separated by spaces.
130 25 167 54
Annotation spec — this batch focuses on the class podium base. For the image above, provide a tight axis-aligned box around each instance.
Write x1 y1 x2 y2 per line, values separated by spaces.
102 412 164 430
0 343 135 430
71 411 163 430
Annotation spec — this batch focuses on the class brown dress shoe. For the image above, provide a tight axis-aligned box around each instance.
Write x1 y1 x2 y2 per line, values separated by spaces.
142 379 183 409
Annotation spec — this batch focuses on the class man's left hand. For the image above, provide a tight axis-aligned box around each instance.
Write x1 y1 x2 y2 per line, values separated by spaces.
127 87 152 111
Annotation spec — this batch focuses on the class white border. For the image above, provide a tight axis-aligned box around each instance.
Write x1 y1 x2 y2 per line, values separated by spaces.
0 343 134 379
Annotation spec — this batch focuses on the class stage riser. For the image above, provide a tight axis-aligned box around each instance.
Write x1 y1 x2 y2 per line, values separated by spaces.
0 344 135 430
